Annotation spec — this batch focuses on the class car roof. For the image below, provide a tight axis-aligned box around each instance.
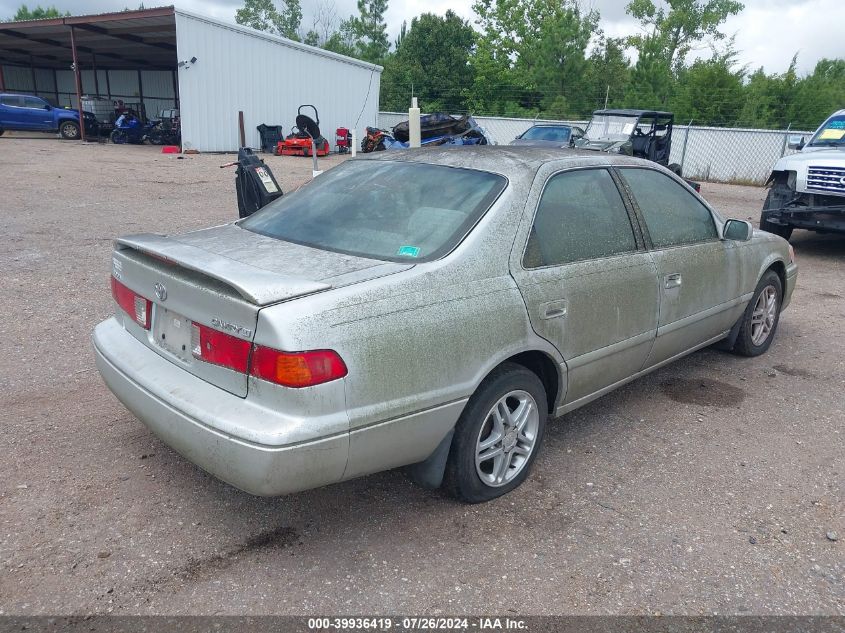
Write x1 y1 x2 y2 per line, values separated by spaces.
593 109 674 118
354 145 651 180
526 123 573 128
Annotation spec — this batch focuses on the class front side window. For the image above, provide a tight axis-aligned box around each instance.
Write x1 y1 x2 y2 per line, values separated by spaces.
620 168 717 248
524 168 637 268
241 160 506 262
24 96 45 108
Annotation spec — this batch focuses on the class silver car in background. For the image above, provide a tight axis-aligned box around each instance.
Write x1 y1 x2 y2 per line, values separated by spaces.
93 147 797 503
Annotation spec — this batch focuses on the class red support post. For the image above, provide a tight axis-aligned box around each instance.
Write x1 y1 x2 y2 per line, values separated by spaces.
69 25 86 142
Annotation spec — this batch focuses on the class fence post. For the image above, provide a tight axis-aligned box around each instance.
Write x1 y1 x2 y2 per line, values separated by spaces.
780 123 792 157
680 120 693 174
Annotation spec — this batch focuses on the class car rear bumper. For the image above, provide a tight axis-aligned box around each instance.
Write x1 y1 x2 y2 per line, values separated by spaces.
92 318 348 496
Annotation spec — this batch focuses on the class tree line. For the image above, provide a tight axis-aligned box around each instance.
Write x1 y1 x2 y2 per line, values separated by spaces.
232 0 843 131
10 1 843 130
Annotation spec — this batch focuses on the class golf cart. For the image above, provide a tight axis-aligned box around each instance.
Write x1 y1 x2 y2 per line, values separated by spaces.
575 109 682 176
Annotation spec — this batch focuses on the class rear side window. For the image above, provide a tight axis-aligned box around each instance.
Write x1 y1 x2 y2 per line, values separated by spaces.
241 160 506 263
524 168 637 268
620 168 717 248
1 95 23 107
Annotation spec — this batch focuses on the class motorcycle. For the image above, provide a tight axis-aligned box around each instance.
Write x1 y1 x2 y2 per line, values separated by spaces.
110 114 155 144
147 116 181 146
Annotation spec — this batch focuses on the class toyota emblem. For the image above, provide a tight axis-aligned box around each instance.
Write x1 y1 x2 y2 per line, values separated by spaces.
154 282 167 301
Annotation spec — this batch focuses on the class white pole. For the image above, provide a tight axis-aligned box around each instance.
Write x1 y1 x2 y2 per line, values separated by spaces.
409 96 421 149
351 128 357 157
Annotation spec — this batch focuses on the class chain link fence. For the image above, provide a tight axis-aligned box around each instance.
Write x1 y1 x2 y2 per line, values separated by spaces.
378 112 813 186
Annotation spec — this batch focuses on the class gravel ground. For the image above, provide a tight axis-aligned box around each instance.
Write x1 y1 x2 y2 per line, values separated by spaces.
0 138 842 616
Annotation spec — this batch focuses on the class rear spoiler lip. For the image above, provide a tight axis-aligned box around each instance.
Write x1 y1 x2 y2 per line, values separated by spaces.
115 233 332 306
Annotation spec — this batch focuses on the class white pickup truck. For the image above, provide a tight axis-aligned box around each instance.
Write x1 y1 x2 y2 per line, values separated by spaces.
760 109 845 239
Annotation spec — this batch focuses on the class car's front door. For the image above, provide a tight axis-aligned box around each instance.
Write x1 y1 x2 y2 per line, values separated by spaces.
616 167 744 368
21 96 53 129
511 167 660 408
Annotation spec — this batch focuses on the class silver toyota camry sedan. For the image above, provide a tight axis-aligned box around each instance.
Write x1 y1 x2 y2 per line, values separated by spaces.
93 147 797 503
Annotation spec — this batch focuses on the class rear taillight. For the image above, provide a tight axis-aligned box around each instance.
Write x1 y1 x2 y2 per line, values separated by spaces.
187 321 347 388
191 322 251 373
250 347 347 388
111 276 151 329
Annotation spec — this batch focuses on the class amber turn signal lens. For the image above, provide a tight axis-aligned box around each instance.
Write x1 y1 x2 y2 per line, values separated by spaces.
250 347 347 388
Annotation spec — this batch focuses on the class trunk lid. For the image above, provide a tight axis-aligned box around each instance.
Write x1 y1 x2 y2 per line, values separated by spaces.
111 224 411 397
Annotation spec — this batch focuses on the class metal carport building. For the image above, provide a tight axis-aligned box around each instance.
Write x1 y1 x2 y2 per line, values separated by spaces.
0 6 382 151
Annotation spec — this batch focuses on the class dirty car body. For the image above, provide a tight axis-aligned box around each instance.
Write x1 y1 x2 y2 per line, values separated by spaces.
93 147 797 501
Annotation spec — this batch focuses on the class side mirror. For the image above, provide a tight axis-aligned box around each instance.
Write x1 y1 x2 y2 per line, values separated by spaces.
43 104 52 111
723 219 752 242
787 135 804 151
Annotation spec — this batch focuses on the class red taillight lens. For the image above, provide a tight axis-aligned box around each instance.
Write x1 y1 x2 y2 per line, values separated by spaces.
250 347 347 388
111 276 151 329
191 322 251 373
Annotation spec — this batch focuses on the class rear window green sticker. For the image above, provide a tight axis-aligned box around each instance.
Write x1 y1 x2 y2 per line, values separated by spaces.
397 245 421 258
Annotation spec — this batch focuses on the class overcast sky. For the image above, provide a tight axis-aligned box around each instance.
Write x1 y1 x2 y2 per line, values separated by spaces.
2 0 841 74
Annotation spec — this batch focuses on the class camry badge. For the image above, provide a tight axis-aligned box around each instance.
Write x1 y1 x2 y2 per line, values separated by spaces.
154 282 167 302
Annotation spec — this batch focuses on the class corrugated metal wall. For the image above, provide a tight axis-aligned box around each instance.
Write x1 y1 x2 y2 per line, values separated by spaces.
175 10 382 152
2 64 177 114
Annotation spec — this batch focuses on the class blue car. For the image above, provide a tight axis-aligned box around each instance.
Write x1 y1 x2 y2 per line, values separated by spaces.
0 93 97 140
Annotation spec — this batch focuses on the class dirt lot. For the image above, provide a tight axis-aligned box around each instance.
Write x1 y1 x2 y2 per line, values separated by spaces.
0 138 842 616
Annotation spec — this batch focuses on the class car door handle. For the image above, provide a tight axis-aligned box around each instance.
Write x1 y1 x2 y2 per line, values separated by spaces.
540 299 568 320
664 273 682 289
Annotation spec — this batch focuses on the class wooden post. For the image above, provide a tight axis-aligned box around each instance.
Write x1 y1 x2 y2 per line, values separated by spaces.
69 25 86 142
238 111 246 148
0 63 7 92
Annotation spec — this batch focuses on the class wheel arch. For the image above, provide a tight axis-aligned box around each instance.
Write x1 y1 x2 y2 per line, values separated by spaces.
503 350 562 414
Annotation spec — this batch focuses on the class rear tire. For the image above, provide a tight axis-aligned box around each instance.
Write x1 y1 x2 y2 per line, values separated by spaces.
733 270 783 357
0 128 5 137
668 163 682 177
760 183 794 240
443 363 547 503
59 121 80 140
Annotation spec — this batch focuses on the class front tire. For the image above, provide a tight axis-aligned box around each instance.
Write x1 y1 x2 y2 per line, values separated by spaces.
444 363 547 503
59 121 80 140
733 270 783 357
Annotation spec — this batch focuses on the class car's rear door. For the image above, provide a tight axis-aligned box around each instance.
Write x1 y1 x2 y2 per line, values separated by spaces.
616 166 744 368
0 94 25 129
511 166 659 407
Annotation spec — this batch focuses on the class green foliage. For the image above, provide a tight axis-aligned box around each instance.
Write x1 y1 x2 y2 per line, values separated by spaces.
12 4 69 20
228 0 842 131
380 11 476 112
235 0 302 40
467 0 599 117
346 0 390 64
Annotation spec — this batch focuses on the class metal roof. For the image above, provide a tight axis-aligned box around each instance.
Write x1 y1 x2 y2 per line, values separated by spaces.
593 109 675 118
0 7 177 70
0 6 382 73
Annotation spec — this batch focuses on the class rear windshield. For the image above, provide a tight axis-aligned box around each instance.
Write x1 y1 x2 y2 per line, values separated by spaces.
521 126 571 142
240 160 507 262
